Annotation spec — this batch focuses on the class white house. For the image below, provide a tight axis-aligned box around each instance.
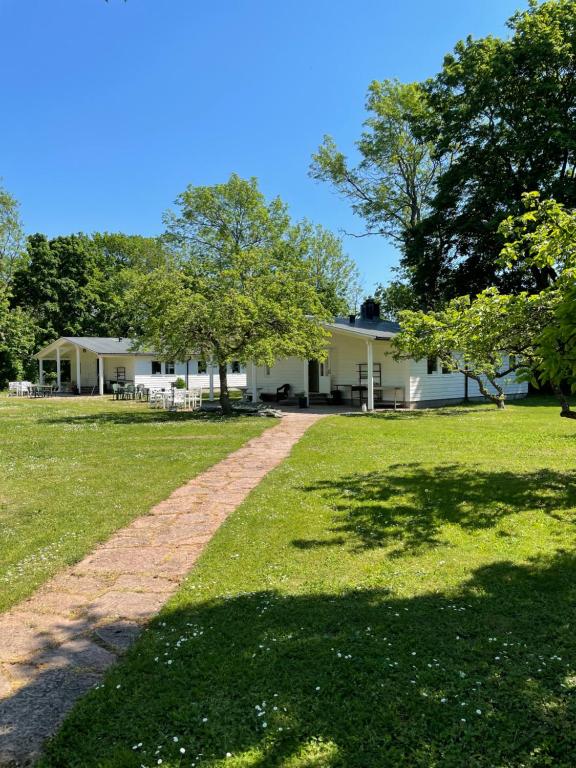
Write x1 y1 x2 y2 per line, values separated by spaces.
247 299 527 409
34 337 246 395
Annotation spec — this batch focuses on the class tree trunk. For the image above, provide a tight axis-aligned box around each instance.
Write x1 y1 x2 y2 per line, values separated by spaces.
552 383 576 419
218 363 232 416
468 373 506 409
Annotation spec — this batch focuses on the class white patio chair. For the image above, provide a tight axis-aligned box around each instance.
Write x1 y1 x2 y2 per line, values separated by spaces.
187 387 203 410
8 382 19 397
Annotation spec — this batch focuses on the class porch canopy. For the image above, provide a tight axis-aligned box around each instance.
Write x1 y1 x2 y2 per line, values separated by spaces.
249 316 400 410
34 337 142 395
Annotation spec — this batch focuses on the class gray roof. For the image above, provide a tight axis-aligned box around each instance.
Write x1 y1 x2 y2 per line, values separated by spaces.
327 316 400 340
60 337 150 355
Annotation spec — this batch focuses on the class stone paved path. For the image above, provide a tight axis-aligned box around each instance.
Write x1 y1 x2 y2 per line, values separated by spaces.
0 412 323 766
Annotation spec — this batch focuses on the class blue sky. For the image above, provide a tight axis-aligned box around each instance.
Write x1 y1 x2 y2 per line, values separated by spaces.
1 0 525 293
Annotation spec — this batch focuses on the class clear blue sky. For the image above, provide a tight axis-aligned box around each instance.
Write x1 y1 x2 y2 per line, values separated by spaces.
1 0 525 293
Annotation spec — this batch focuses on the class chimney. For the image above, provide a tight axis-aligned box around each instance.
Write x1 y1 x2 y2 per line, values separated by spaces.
360 298 380 321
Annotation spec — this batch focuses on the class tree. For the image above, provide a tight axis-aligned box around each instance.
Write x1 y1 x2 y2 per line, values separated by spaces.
374 279 419 320
0 182 26 282
310 80 441 245
499 192 576 417
286 220 361 315
410 0 576 303
393 288 551 409
0 282 37 387
11 234 100 345
130 175 331 414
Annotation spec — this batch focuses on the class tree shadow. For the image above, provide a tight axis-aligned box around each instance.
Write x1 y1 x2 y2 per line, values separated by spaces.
38 409 245 426
299 464 576 555
34 553 576 767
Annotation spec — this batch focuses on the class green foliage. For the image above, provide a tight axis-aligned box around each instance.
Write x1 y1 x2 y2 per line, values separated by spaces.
409 0 576 302
310 80 440 244
133 175 332 413
0 181 26 282
393 288 551 407
374 279 419 319
287 220 361 314
0 281 37 387
174 377 186 389
499 193 576 401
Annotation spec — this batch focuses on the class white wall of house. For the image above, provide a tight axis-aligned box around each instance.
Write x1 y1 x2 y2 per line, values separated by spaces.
249 333 410 400
408 356 528 406
133 356 246 390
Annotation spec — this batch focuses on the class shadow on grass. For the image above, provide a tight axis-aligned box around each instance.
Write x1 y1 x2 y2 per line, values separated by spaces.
30 553 576 767
299 464 576 555
38 409 245 426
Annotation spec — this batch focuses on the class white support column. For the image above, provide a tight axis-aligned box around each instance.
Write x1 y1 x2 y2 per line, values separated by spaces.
76 346 81 393
56 347 61 391
98 355 104 396
303 359 309 407
251 362 258 402
209 361 215 401
366 341 374 411
39 358 44 384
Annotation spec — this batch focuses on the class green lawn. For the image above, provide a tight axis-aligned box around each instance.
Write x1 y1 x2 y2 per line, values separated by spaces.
0 396 270 612
40 398 576 767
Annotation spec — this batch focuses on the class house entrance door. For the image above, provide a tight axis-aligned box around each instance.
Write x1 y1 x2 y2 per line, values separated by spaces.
308 359 320 393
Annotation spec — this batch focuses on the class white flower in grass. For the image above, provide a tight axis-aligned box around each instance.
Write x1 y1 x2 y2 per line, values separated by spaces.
476 709 482 715
180 747 186 754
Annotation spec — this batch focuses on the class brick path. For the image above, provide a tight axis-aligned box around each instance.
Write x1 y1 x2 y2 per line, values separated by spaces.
0 412 323 766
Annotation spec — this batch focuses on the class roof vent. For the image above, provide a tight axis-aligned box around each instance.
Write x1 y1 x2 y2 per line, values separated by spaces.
360 298 380 321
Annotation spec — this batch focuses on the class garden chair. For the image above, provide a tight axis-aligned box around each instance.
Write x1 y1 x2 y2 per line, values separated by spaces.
124 383 136 400
8 382 19 397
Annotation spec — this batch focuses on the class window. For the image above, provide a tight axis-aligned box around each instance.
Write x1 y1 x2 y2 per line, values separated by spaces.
508 354 517 369
441 360 451 374
197 360 207 374
427 356 438 375
165 361 175 375
231 360 241 373
151 361 161 375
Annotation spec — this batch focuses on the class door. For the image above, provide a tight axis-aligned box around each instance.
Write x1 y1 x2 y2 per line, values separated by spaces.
308 359 320 392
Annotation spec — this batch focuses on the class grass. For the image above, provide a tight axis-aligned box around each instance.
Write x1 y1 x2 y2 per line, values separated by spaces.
0 396 270 612
36 398 576 766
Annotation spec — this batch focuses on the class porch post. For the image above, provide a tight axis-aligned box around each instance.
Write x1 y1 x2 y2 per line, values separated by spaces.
251 362 258 402
366 341 374 411
209 360 215 401
303 359 309 406
56 347 61 391
98 355 104 396
76 346 81 393
38 358 44 384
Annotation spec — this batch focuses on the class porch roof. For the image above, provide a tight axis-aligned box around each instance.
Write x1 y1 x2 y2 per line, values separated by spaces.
35 336 153 359
325 317 399 340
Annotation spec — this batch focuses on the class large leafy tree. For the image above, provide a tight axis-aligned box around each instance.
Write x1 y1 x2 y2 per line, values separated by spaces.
499 192 576 417
410 0 576 302
130 175 331 414
286 220 361 315
310 80 441 245
393 288 551 409
0 282 37 387
11 234 101 345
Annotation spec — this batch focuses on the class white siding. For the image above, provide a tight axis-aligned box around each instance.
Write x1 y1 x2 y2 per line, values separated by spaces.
409 356 528 405
134 356 246 390
248 333 411 400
